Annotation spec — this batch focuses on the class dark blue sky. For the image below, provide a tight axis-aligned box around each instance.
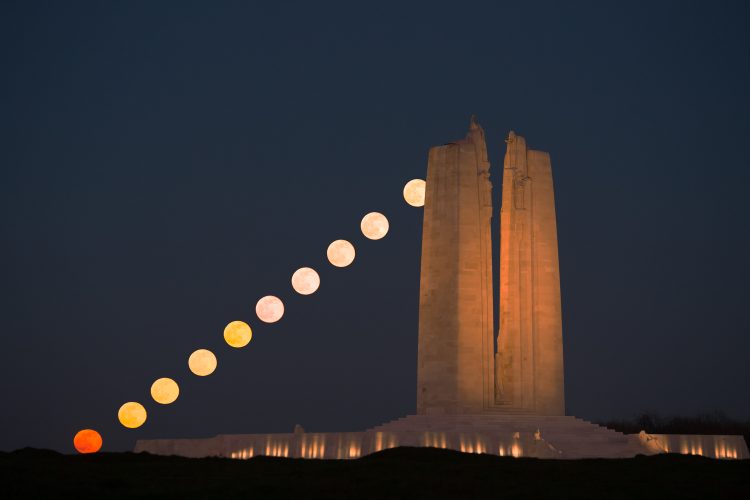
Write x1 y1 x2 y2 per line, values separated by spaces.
1 1 749 453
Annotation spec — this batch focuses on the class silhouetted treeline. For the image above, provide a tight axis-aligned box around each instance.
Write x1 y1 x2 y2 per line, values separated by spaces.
600 412 750 444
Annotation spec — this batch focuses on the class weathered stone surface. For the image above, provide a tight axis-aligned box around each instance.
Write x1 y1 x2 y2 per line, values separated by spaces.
417 117 494 414
496 131 565 415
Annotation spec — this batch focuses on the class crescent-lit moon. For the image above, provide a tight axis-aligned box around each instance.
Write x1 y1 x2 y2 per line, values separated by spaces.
256 295 285 323
403 179 426 207
224 320 253 348
150 377 180 404
118 402 147 429
188 349 217 376
291 267 320 295
327 239 355 267
360 212 389 240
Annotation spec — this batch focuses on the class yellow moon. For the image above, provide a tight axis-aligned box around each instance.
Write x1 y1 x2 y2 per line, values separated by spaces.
150 377 180 404
360 212 389 240
291 267 320 295
403 179 426 207
224 320 252 348
118 402 147 429
256 295 285 323
188 349 217 376
327 239 355 267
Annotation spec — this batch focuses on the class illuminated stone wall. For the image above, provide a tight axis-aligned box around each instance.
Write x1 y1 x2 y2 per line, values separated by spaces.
416 117 495 414
135 418 749 460
496 132 565 415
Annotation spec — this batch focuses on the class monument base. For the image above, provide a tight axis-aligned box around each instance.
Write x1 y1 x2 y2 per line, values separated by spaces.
134 414 748 460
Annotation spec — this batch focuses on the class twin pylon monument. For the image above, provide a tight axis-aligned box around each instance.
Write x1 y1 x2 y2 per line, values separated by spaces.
136 119 747 460
417 117 564 417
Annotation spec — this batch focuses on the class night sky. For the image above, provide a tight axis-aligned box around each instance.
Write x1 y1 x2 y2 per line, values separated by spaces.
2 1 749 453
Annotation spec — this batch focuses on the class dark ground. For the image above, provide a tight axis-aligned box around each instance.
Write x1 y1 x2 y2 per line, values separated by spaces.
1 447 747 499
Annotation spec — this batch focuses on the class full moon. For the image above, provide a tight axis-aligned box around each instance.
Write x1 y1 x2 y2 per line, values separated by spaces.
188 349 217 376
224 320 252 348
73 429 102 454
292 267 320 295
360 212 389 240
327 239 355 267
403 179 426 207
256 295 285 323
150 377 180 404
118 402 147 429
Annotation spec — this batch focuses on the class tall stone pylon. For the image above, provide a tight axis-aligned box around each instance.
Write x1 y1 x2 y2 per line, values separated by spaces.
416 117 495 414
496 131 565 415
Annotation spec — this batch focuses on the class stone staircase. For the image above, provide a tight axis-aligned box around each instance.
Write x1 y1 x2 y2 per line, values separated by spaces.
367 414 647 459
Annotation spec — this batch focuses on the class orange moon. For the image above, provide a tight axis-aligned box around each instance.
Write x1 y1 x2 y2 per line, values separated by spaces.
73 429 102 454
188 349 217 376
224 320 252 348
150 377 180 404
118 402 147 429
360 212 389 240
327 239 355 267
291 267 320 295
403 179 426 207
256 295 285 323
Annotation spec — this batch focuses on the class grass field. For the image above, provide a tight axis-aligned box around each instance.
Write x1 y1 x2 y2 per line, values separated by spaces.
1 447 748 499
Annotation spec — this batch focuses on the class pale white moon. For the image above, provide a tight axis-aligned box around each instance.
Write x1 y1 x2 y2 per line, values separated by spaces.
327 239 355 267
291 267 320 295
360 212 389 240
256 295 285 323
403 179 426 207
188 349 217 376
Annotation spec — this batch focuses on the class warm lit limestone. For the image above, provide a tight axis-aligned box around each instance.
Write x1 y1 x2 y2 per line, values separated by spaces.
224 320 253 347
73 429 102 454
118 402 147 429
326 240 355 267
403 179 426 207
150 377 180 404
256 295 285 323
360 212 389 240
291 267 320 295
417 116 495 414
188 349 217 376
496 131 565 415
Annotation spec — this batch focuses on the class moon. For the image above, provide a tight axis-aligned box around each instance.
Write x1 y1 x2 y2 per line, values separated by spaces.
118 402 147 429
360 212 389 240
291 267 320 295
150 377 180 404
256 295 285 323
327 239 355 267
73 429 102 454
188 349 217 376
224 320 252 348
403 179 426 207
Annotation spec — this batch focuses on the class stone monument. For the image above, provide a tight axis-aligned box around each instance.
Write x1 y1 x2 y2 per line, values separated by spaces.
135 119 748 460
